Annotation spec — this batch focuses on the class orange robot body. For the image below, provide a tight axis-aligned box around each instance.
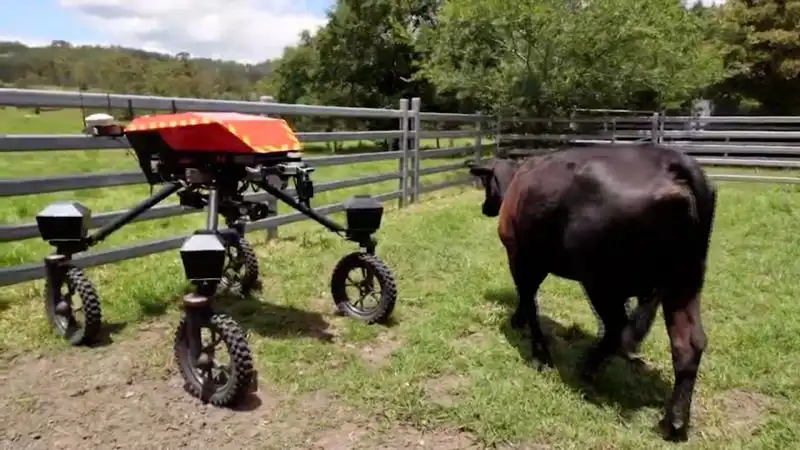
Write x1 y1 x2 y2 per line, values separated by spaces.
125 112 302 154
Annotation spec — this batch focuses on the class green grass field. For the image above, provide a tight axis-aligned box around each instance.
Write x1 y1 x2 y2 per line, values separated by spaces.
2 107 800 448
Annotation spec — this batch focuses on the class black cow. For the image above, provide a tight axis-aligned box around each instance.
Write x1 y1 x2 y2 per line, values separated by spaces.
466 144 717 442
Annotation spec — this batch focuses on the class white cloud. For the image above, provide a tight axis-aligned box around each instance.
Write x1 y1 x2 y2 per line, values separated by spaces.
58 0 329 63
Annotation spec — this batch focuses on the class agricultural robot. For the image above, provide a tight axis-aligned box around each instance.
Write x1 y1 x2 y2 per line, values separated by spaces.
35 111 398 406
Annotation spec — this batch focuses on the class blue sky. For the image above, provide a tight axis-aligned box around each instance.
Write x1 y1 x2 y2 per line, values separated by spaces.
0 0 336 61
1 0 105 45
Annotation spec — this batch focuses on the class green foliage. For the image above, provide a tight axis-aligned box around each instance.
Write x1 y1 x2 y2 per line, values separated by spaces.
269 32 319 105
269 0 455 136
0 40 275 99
714 0 800 114
417 0 725 117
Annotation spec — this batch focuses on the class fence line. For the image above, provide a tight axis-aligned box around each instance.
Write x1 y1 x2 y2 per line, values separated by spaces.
2 88 800 287
497 112 800 157
0 89 495 287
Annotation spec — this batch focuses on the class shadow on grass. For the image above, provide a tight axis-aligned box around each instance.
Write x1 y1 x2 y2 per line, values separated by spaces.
216 290 336 342
230 393 262 412
136 278 397 345
88 321 128 348
484 287 671 419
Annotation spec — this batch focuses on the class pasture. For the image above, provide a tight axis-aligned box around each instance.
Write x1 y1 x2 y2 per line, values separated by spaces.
1 107 799 449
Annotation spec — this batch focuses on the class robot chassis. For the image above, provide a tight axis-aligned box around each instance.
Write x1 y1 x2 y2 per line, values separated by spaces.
35 112 398 406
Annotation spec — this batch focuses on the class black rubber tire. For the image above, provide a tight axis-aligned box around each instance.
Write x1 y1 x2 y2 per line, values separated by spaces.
173 313 256 407
330 252 397 324
44 266 102 346
218 236 260 296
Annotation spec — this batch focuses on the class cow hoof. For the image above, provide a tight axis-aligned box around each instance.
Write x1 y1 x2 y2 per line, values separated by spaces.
509 312 526 330
659 417 689 442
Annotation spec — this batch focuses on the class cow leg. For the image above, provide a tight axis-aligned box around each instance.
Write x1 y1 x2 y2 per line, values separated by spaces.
507 248 544 330
579 287 628 381
507 253 551 367
660 292 707 442
619 294 661 359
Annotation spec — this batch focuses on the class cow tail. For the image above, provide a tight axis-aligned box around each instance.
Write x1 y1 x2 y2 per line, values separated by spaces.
671 154 718 293
678 156 717 259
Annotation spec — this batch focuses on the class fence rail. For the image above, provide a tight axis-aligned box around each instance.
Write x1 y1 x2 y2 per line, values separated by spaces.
496 113 800 161
2 88 800 287
0 89 493 287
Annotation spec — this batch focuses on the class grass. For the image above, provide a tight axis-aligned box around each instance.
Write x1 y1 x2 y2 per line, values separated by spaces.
2 107 800 448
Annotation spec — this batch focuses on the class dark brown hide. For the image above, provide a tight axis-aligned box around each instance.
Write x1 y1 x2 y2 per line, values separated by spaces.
467 144 717 442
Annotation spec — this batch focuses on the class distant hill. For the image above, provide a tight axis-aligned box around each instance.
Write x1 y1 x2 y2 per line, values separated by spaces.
0 40 277 99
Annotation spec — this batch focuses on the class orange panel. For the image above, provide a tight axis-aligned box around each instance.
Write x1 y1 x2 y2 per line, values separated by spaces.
125 112 303 154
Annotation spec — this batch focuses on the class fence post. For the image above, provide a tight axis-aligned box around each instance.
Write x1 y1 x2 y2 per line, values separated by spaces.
474 118 483 163
259 95 279 240
266 196 279 240
410 97 421 204
398 98 410 208
472 118 483 188
611 117 617 145
650 112 660 144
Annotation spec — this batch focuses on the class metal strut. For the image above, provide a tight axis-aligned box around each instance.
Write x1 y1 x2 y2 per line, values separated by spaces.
246 166 346 235
87 182 184 245
260 180 346 235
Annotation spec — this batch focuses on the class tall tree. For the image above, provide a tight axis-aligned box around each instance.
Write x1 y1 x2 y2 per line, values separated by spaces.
715 0 800 114
417 0 725 117
310 0 441 109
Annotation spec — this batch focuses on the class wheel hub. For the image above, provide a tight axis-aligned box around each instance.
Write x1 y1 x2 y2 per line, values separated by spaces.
55 300 71 316
357 280 370 296
196 352 213 371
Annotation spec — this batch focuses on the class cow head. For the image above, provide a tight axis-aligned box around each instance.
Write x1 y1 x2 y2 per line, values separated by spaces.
465 156 520 217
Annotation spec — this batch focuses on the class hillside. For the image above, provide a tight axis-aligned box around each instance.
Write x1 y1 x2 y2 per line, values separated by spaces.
0 40 276 99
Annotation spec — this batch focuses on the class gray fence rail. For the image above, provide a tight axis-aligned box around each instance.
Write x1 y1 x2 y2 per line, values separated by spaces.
2 88 799 287
0 90 493 287
496 112 800 185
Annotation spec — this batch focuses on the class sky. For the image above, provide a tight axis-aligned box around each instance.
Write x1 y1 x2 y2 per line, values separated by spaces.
0 0 334 63
2 0 725 64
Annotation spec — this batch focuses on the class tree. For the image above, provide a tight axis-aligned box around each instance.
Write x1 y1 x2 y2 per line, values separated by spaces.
715 0 800 114
270 31 319 105
310 0 441 110
0 40 277 100
417 0 725 117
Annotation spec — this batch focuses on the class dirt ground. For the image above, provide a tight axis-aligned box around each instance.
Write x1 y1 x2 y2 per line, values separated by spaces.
0 323 780 450
0 322 492 450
